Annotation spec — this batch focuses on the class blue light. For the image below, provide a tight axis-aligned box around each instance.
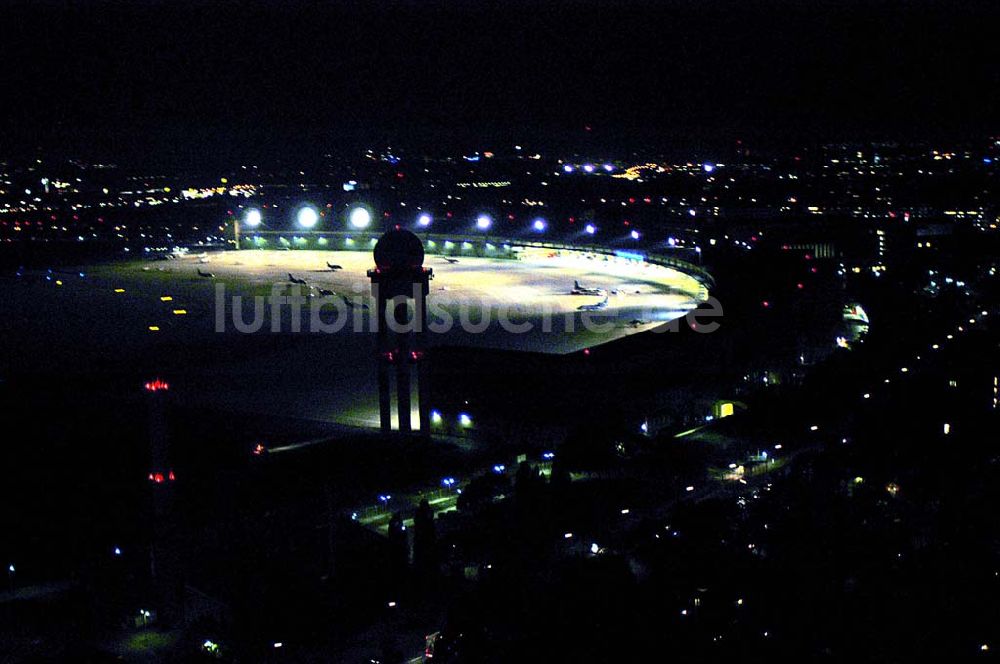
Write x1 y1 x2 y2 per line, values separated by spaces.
583 163 595 173
602 163 614 172
463 154 480 162
985 157 994 165
533 218 547 231
441 477 456 488
542 451 555 460
630 229 640 240
615 250 645 261
585 223 596 235
417 213 432 227
459 413 472 426
492 464 506 474
476 215 492 230
703 163 715 173
563 164 574 173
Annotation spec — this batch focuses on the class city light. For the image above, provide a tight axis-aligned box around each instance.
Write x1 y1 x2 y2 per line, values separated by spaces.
417 212 432 227
349 206 372 229
144 379 170 392
297 206 319 229
244 208 262 227
476 215 492 230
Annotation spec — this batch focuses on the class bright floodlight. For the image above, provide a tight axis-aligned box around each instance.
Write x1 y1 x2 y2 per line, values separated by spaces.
476 214 492 230
602 163 614 172
297 206 319 229
583 163 595 173
533 218 546 231
244 208 262 227
630 229 640 240
703 163 715 173
349 206 371 229
563 164 574 173
417 212 432 227
585 223 596 235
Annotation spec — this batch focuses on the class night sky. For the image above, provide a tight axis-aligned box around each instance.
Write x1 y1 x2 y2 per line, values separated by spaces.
3 0 999 160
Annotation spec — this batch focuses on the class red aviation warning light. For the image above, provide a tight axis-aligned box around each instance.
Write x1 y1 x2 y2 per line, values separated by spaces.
144 379 170 392
148 470 176 483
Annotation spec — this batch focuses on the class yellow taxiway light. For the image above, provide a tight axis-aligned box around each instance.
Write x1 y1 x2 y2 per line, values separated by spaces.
160 296 173 302
114 288 125 293
172 309 187 315
148 326 161 332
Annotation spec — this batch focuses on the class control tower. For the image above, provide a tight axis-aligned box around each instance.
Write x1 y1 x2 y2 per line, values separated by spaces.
367 228 433 436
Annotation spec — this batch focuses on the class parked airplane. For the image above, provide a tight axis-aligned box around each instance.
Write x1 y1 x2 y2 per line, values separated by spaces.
577 295 609 311
342 295 369 310
571 280 604 296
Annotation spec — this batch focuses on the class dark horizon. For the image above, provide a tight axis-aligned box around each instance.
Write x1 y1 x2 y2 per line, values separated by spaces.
3 0 1000 165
